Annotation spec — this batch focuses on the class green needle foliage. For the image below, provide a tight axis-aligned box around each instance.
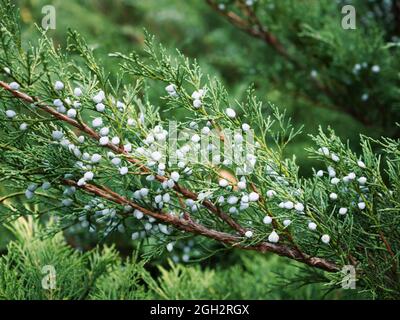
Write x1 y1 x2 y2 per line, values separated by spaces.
1 217 358 300
0 0 399 299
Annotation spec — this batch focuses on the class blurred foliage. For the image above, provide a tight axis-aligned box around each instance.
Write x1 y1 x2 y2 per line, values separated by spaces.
0 217 365 300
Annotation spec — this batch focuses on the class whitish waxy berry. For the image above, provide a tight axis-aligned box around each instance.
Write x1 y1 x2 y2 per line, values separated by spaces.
357 160 366 168
308 222 317 230
123 143 132 153
283 219 291 227
348 172 356 180
371 65 380 73
73 101 81 109
244 230 253 238
52 130 63 140
27 183 37 192
96 103 105 112
358 202 366 210
224 203 234 211
82 152 90 160
91 153 102 163
339 207 348 215
361 93 369 101
84 171 94 181
41 181 51 190
5 110 16 118
111 157 121 166
134 209 144 219
201 127 210 135
310 69 318 78
319 147 329 156
163 193 171 203
331 178 340 185
191 134 200 143
111 136 120 145
193 99 202 108
165 84 176 93
57 105 66 113
171 171 180 182
151 151 162 161
329 192 338 200
166 242 174 252
237 181 246 190
242 123 250 131
284 201 294 209
191 89 204 100
131 232 139 240
116 101 125 110
9 82 20 90
263 216 272 224
92 117 103 128
62 198 73 206
331 154 340 162
54 81 64 90
74 87 82 96
19 123 28 131
53 99 63 108
226 108 236 118
119 166 128 175
266 190 276 198
316 170 324 177
227 196 239 205
219 179 229 187
268 230 279 243
127 118 135 126
155 195 162 204
77 178 86 186
140 188 149 197
294 203 304 212
99 127 109 136
25 190 34 199
99 136 109 145
358 177 367 185
321 234 330 244
248 192 259 202
92 91 105 103
67 109 77 118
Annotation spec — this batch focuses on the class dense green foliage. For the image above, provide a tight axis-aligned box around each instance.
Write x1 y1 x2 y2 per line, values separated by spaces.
0 0 399 300
1 218 358 300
